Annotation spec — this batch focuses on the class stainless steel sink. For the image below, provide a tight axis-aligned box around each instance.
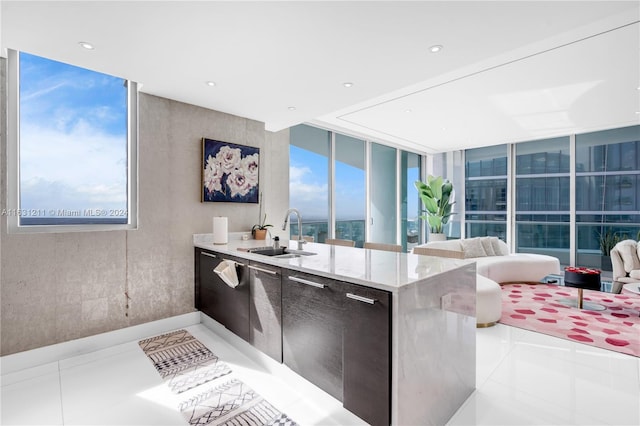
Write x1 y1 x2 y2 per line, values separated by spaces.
248 246 316 258
273 253 302 259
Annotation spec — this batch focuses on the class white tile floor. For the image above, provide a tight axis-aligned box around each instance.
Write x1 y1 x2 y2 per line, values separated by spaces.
2 321 639 426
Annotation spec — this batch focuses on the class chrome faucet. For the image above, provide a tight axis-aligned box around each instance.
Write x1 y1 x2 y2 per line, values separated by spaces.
282 208 305 250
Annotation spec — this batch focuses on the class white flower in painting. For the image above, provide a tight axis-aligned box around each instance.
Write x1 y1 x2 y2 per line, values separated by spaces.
241 153 259 187
204 155 223 194
216 145 242 174
226 168 253 198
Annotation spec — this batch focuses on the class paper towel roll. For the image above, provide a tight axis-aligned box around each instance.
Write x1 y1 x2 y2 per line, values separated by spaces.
213 217 228 245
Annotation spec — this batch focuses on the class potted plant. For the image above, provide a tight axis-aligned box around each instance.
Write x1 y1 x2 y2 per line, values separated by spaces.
252 214 272 240
597 229 619 271
415 175 454 242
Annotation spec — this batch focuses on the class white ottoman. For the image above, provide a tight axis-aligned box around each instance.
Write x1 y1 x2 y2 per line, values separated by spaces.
476 274 502 327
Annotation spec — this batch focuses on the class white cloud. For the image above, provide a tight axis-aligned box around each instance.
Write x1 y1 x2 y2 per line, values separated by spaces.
19 122 127 212
20 178 126 213
289 165 327 202
289 165 328 219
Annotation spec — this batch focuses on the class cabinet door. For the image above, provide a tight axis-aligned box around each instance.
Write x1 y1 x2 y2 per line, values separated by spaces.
197 249 250 341
248 261 282 362
282 270 344 401
342 284 391 426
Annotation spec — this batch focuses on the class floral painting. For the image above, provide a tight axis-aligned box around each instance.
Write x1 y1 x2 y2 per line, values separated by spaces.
201 138 259 203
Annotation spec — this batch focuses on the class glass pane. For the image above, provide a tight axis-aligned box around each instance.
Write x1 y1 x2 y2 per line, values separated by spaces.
335 134 365 247
401 151 421 252
465 145 508 239
370 143 397 244
289 124 330 242
575 125 640 271
515 137 570 264
19 52 128 225
576 125 640 172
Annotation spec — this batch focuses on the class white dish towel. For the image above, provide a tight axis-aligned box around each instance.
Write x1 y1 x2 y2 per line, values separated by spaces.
213 260 239 288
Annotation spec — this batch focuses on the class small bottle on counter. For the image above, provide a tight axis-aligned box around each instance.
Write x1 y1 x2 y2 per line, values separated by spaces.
273 236 280 249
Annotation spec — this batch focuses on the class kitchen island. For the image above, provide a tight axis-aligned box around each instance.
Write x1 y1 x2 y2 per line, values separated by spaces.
194 234 476 426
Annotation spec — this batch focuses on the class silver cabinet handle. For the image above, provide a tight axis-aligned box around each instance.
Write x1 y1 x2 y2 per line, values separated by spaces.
346 293 376 305
248 265 278 275
289 276 325 289
201 252 217 259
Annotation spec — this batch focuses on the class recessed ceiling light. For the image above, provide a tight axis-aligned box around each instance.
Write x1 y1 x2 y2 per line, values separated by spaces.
429 45 443 53
343 82 354 88
288 106 296 111
404 109 412 113
206 81 216 87
78 41 94 50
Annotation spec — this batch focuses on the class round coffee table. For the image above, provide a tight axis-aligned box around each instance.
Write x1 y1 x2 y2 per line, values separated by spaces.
558 267 605 311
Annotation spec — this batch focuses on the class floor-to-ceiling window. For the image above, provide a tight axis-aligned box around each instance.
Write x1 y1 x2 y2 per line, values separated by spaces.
370 143 398 244
289 125 330 242
401 151 422 252
465 145 508 240
335 134 366 247
575 125 640 271
289 125 422 250
515 137 571 265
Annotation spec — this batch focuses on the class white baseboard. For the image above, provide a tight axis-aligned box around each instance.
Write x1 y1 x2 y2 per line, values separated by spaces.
1 312 201 376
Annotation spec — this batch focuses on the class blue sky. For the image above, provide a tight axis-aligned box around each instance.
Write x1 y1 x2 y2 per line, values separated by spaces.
19 52 128 217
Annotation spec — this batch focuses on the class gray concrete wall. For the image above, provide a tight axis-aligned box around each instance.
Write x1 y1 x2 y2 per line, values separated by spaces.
0 58 290 355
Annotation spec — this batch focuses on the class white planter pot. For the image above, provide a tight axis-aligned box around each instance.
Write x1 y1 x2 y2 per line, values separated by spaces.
429 233 447 242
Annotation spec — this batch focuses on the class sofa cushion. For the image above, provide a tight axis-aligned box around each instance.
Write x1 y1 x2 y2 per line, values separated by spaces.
630 270 640 280
461 237 488 258
480 237 497 256
619 243 640 272
493 238 510 256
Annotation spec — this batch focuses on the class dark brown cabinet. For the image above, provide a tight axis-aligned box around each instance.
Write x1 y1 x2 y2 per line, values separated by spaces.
248 261 282 362
195 248 250 341
282 270 344 401
281 270 391 426
195 248 391 425
342 283 391 426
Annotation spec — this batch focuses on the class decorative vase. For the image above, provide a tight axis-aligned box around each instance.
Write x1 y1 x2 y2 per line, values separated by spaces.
429 233 447 242
254 229 267 240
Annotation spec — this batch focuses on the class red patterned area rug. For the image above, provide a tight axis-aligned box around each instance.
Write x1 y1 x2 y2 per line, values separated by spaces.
500 284 640 357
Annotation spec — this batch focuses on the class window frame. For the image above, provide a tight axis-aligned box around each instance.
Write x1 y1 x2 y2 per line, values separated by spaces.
6 49 138 233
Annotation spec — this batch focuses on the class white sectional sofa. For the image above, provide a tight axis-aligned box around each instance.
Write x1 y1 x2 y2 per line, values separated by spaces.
413 237 561 284
611 239 640 294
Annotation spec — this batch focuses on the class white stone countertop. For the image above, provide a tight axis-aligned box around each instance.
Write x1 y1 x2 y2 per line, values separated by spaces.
194 233 472 293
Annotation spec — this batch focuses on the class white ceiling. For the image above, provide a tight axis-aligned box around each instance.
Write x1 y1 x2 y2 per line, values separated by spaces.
2 1 639 153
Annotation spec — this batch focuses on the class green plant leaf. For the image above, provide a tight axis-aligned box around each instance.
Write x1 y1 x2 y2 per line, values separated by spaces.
427 215 442 233
423 196 438 214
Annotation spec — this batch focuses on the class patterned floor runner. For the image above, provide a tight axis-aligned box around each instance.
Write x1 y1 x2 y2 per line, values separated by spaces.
139 329 297 426
500 284 640 357
139 329 232 393
179 378 296 426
